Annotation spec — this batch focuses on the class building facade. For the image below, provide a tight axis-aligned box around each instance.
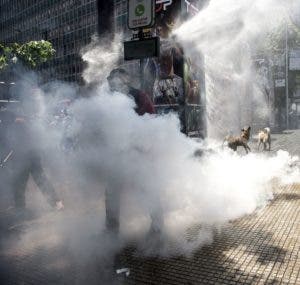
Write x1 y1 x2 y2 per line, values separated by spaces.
288 49 300 129
114 0 128 35
0 0 115 85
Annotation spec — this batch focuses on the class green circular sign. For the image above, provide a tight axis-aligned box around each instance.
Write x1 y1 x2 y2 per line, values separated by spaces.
135 4 145 17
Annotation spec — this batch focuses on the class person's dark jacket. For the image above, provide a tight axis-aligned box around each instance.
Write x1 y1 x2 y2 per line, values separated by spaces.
129 87 155 116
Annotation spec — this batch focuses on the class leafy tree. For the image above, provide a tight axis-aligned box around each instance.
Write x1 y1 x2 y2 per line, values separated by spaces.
0 43 11 69
257 17 300 56
0 40 55 70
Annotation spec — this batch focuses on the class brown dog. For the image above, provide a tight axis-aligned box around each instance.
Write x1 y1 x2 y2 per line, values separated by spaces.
258 127 271 151
223 126 251 154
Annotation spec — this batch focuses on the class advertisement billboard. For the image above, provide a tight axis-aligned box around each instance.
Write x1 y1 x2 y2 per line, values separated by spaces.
141 0 206 136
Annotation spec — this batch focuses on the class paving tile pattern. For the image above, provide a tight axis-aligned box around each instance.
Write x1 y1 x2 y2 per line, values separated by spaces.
121 130 300 284
122 182 300 285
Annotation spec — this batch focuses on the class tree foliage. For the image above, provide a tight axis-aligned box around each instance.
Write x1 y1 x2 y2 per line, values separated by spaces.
0 40 55 70
258 17 300 56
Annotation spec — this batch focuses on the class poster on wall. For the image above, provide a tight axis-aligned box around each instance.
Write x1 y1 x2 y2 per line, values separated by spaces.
184 55 202 105
142 0 206 135
152 40 184 106
143 0 184 109
181 0 203 105
145 0 203 107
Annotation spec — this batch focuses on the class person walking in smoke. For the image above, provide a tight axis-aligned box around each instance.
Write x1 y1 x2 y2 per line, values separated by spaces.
6 103 64 212
106 68 163 235
107 68 155 115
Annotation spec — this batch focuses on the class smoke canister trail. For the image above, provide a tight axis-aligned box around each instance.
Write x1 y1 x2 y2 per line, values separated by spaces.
174 0 299 138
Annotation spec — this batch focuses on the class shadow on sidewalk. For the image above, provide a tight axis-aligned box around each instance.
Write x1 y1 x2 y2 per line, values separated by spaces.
274 193 300 201
118 222 289 285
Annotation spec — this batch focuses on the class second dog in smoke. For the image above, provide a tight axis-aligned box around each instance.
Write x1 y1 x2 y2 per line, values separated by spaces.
258 127 271 151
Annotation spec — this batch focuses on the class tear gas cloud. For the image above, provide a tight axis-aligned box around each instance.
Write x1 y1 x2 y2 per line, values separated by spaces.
81 35 123 85
4 0 300 260
8 80 300 258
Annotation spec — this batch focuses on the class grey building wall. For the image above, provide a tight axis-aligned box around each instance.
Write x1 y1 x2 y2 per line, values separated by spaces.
0 0 99 84
114 0 128 34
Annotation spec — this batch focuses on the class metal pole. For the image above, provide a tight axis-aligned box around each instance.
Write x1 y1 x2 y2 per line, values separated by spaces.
285 22 289 129
138 29 144 90
140 58 144 90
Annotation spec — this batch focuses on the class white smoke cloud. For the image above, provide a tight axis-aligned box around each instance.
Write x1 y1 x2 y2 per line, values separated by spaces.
64 91 300 255
2 2 300 280
174 0 300 137
81 35 123 85
7 83 300 259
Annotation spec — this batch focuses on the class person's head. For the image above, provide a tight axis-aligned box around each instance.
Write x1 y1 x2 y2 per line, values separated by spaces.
107 68 131 94
156 24 170 39
156 12 176 39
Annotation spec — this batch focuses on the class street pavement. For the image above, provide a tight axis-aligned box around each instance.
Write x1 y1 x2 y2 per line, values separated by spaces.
0 130 300 285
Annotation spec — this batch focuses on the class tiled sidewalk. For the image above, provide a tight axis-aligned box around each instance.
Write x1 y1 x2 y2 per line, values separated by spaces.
121 130 300 285
0 130 299 285
122 183 300 285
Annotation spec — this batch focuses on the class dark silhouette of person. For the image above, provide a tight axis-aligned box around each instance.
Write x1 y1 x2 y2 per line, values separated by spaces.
107 68 155 115
6 109 64 211
106 68 163 234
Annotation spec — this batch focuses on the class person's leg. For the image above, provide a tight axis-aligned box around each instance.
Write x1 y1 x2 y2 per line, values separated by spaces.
105 184 121 234
141 186 164 234
30 152 60 208
149 198 164 234
12 168 30 209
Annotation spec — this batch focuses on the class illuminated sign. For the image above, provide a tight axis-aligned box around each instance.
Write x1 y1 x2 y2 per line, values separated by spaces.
128 0 155 29
184 0 200 14
156 0 173 11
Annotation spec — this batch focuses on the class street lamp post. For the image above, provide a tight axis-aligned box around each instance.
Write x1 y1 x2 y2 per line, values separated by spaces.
285 22 289 129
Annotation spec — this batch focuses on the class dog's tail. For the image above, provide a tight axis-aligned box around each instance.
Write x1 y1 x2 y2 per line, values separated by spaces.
264 127 270 134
